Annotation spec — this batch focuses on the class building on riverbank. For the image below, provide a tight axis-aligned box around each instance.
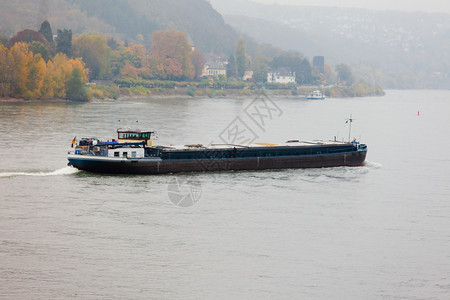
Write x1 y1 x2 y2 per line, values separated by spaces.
267 68 296 84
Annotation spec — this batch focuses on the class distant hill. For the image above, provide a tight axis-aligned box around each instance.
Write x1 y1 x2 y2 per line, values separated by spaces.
0 0 241 55
210 0 450 89
0 0 116 37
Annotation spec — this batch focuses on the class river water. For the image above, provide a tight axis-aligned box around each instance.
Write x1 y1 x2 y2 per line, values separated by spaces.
0 90 449 299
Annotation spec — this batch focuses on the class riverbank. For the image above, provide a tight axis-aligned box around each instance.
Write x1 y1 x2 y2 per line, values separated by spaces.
0 83 385 102
89 83 385 101
0 98 68 103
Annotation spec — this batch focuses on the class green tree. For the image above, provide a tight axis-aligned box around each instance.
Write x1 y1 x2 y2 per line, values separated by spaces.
39 20 54 47
236 38 246 79
65 67 88 101
30 41 51 62
26 54 46 99
226 55 237 78
252 53 269 83
336 64 353 86
0 35 8 46
297 58 313 84
107 37 120 51
55 29 72 57
191 49 204 80
0 44 13 97
73 34 111 79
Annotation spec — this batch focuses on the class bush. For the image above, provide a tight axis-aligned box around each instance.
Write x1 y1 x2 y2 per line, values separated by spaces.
186 86 196 97
130 86 151 96
89 85 120 99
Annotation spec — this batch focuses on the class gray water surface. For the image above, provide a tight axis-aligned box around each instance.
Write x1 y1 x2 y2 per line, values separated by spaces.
0 90 449 299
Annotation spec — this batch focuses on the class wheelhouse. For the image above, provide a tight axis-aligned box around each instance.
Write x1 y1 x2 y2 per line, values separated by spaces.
117 129 155 146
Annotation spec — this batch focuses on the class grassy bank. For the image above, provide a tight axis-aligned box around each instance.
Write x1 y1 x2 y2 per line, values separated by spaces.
86 81 385 100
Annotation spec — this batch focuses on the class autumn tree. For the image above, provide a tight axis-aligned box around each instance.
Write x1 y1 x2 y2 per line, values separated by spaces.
324 62 336 85
26 54 46 99
0 41 88 100
236 38 246 79
120 62 139 78
7 30 49 49
150 30 194 80
43 54 88 99
55 29 72 57
73 34 111 79
110 42 150 78
9 42 32 97
125 43 146 68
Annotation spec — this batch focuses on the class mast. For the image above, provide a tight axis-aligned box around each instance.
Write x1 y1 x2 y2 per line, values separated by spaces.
346 114 353 142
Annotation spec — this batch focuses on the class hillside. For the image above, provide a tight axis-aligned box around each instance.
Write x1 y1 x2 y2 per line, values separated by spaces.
0 0 240 55
0 0 116 37
210 0 450 89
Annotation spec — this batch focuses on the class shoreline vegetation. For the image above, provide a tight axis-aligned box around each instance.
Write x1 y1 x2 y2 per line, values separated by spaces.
0 82 385 102
0 81 385 102
86 79 385 100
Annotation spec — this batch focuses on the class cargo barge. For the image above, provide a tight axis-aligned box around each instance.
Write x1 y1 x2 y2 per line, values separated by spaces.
67 129 367 174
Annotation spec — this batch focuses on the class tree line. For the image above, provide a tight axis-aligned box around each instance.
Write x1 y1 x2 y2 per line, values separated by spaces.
0 21 205 100
0 20 362 100
0 42 88 100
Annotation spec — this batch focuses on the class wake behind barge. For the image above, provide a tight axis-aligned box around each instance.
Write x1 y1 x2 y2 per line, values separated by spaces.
67 129 367 174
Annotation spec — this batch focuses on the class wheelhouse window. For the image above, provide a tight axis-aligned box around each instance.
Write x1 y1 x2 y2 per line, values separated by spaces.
118 132 152 139
119 132 140 139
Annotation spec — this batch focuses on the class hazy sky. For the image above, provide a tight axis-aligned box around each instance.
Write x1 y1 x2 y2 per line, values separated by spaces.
252 0 450 13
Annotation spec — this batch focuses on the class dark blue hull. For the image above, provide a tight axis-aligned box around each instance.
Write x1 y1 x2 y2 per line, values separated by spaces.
68 150 367 174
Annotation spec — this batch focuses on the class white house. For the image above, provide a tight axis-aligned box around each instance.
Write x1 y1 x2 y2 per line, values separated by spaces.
202 61 227 78
243 70 254 81
267 69 296 84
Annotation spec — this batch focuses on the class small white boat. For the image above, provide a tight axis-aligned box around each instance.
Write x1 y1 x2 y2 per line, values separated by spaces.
307 90 326 100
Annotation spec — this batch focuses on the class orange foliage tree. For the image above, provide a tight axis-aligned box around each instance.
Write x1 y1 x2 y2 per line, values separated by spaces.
6 29 51 49
0 42 89 100
9 42 32 98
150 30 194 80
120 62 139 78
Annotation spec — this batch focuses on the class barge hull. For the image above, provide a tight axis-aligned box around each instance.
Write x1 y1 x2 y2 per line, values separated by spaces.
69 151 367 175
